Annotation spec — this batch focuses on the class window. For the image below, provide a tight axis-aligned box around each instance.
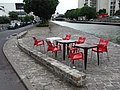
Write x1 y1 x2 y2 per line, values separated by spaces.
15 3 24 10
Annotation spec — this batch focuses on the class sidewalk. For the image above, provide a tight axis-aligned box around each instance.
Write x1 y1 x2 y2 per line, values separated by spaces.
3 22 120 90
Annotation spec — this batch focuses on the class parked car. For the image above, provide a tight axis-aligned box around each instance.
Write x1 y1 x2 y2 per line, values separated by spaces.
7 22 18 29
111 16 120 20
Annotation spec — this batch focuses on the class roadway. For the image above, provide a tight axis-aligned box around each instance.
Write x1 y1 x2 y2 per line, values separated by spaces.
0 25 33 90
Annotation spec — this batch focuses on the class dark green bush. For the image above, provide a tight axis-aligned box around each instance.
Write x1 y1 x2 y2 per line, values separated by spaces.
0 16 10 24
36 22 49 27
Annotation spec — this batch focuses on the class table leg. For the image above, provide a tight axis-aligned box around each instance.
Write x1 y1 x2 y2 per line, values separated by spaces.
84 49 88 70
97 47 99 65
63 44 66 60
55 52 57 58
67 43 69 55
55 41 59 58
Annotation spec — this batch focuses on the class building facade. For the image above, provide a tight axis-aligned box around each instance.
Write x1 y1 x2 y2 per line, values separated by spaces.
0 3 25 16
78 0 120 16
78 0 97 8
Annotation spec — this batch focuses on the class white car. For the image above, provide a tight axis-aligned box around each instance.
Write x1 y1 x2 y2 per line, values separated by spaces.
8 22 18 29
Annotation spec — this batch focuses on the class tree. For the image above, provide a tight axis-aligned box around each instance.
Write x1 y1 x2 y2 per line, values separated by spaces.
24 15 34 23
9 11 18 20
65 8 81 20
23 0 59 23
98 8 106 14
79 6 96 20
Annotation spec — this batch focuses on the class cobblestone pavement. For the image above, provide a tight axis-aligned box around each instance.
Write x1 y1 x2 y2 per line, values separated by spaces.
4 22 120 90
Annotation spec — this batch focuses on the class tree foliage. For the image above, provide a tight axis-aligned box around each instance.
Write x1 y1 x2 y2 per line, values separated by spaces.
65 8 81 20
65 6 96 20
79 6 96 20
9 11 18 20
0 16 10 24
23 0 59 22
98 8 106 14
24 15 34 22
18 15 34 23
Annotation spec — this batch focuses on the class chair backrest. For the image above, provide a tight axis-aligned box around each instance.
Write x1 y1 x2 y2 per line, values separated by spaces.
33 37 38 45
99 38 109 52
76 37 86 44
46 40 58 52
68 47 84 61
33 37 44 45
63 34 71 40
99 38 109 46
33 37 37 41
46 40 53 47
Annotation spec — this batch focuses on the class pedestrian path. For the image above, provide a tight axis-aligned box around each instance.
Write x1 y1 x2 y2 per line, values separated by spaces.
3 22 120 90
4 37 87 90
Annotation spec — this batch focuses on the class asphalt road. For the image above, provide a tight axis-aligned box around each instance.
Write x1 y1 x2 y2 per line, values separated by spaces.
0 26 33 90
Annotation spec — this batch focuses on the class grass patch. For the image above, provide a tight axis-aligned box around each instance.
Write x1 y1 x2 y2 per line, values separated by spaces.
36 22 49 27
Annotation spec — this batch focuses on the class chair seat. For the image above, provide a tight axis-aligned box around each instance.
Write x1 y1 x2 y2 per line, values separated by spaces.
92 44 107 53
69 52 84 62
37 41 44 46
52 47 61 52
92 48 103 53
33 37 44 46
46 40 61 57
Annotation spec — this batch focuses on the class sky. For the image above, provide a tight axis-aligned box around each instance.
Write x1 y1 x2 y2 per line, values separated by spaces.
56 0 78 14
0 0 78 14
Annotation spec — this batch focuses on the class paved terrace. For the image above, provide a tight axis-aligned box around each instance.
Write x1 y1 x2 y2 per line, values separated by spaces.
3 22 120 90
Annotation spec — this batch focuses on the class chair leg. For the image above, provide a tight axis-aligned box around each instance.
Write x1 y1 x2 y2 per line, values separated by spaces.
82 60 84 69
69 61 72 67
101 53 103 60
91 50 93 60
55 52 57 59
43 45 45 53
106 52 109 61
33 45 35 48
39 46 41 51
69 60 75 68
72 61 76 69
46 51 48 57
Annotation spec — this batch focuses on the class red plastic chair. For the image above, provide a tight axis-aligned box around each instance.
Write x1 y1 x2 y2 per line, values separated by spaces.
46 40 61 58
68 48 84 68
91 38 109 60
75 36 86 44
68 36 86 53
33 37 45 51
62 34 71 40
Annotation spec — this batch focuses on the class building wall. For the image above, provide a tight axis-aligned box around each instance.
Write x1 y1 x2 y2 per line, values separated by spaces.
96 0 109 14
78 0 97 8
0 3 24 16
0 3 16 16
78 0 85 8
78 0 120 16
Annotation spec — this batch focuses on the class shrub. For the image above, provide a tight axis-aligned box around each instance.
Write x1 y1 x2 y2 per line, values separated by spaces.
36 22 49 27
0 16 10 24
